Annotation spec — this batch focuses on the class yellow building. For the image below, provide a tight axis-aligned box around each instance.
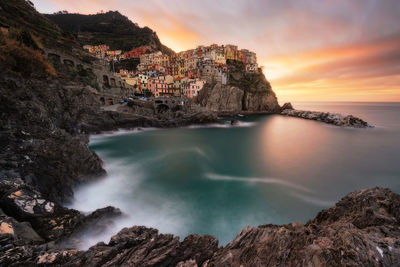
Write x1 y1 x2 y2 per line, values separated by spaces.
225 50 235 60
159 55 170 68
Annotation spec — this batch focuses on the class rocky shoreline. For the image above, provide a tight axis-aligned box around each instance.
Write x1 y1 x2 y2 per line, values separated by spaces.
280 103 372 128
1 185 399 266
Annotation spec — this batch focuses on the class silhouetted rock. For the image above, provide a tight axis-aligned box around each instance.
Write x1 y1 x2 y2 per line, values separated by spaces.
280 102 294 111
3 187 399 266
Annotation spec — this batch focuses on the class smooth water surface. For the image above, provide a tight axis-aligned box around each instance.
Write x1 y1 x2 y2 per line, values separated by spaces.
69 102 400 249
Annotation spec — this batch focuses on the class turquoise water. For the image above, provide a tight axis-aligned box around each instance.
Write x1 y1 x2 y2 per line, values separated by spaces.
69 102 400 249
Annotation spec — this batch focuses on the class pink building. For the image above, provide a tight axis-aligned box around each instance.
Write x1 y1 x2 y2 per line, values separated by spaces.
183 79 206 98
148 78 168 97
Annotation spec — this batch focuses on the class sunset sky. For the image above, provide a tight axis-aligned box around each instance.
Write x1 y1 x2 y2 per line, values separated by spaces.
32 0 400 103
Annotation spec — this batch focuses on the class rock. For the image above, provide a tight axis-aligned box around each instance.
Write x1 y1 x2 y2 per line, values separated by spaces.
64 226 219 266
0 179 84 241
60 206 123 248
281 109 371 127
205 187 400 266
0 179 122 244
0 208 43 244
280 102 294 111
231 120 239 126
197 83 280 115
3 187 397 267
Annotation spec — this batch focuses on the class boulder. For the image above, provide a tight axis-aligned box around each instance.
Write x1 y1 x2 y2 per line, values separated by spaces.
280 102 294 112
231 120 239 126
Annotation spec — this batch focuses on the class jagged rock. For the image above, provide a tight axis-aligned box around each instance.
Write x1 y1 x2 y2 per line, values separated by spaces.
63 226 219 267
2 187 398 267
0 179 122 245
206 187 400 266
281 109 371 127
0 208 43 245
60 206 123 248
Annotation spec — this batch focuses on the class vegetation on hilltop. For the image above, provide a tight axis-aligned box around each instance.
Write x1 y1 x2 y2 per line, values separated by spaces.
45 11 175 55
0 0 80 51
0 30 56 77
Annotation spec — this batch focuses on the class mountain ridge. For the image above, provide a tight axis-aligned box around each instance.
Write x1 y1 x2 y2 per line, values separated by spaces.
44 11 175 55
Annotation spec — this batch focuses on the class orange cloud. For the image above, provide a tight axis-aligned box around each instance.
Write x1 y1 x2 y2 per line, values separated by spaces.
263 35 400 103
131 8 203 52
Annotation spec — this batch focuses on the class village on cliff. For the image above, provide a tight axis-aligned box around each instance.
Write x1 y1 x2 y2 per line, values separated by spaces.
83 43 259 100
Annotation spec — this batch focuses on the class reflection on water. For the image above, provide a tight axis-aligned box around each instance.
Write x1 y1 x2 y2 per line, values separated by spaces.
69 102 400 249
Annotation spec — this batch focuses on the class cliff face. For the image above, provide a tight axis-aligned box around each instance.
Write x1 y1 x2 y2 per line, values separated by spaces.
196 62 280 115
197 83 280 114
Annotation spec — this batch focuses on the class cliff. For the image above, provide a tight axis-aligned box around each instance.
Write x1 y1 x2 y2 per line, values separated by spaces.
196 61 280 115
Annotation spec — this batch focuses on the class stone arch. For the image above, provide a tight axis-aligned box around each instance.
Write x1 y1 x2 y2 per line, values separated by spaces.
110 78 116 87
103 75 109 86
157 104 169 113
99 97 105 105
107 98 114 105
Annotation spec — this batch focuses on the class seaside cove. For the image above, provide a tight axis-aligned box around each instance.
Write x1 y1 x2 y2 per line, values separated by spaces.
68 102 400 249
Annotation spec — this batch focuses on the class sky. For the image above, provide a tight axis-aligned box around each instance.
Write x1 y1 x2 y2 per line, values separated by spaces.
32 0 400 103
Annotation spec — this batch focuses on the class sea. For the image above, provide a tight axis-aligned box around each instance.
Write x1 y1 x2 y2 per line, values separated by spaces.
67 102 400 249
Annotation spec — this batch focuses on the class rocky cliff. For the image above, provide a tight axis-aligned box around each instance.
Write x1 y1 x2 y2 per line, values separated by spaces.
196 62 280 115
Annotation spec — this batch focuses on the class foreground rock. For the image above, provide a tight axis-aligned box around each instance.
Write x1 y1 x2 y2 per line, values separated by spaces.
207 187 400 266
281 108 371 127
2 187 399 266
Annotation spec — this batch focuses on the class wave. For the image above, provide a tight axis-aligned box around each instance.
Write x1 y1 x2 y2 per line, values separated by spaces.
186 121 256 129
289 191 336 207
89 128 159 145
205 173 336 207
205 173 311 193
139 146 208 165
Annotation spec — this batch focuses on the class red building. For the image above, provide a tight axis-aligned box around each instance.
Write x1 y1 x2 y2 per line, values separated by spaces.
123 46 150 59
